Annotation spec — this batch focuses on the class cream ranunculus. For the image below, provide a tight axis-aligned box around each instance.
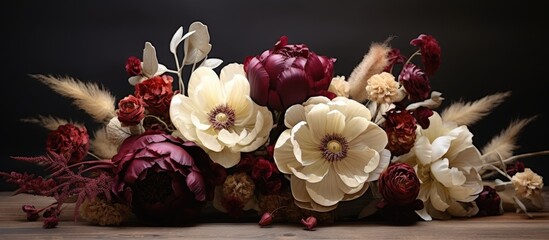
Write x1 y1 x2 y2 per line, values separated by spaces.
394 112 484 220
328 75 350 97
170 63 273 168
274 96 389 212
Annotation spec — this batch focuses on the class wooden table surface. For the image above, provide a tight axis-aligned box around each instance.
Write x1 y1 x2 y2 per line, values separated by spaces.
1 191 548 240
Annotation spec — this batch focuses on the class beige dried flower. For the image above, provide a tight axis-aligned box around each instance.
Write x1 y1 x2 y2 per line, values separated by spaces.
222 172 256 203
512 168 544 198
365 72 400 104
328 75 350 97
79 198 131 226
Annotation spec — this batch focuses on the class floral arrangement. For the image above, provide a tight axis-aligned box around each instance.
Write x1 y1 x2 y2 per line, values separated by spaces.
2 21 547 229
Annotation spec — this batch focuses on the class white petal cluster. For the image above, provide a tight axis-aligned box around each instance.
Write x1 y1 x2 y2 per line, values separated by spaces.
274 96 389 212
394 112 484 219
170 64 273 168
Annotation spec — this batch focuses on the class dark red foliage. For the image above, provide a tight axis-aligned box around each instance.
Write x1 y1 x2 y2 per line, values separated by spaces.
46 124 90 164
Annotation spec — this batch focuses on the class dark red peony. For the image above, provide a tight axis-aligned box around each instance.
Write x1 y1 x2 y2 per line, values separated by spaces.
134 75 174 117
46 124 90 164
244 36 336 111
117 95 145 126
125 56 142 77
412 106 434 129
111 131 220 225
399 63 431 102
384 109 417 156
475 186 502 216
410 34 441 76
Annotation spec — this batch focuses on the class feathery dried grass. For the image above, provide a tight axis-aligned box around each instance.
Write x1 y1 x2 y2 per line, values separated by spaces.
31 74 116 123
348 42 391 102
481 117 536 164
90 127 118 159
441 91 510 126
21 115 82 131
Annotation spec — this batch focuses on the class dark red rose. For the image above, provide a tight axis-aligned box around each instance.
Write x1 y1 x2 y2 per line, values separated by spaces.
244 36 336 111
378 162 421 206
475 186 502 216
117 95 145 126
134 75 174 117
112 131 217 225
384 109 417 156
46 124 90 164
383 48 407 73
125 56 142 77
412 107 433 129
410 34 441 76
399 63 431 102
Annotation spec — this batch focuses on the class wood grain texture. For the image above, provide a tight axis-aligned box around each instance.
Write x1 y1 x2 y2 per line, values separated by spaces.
0 191 548 240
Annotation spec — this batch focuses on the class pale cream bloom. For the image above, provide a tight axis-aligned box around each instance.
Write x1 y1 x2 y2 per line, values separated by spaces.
274 96 389 212
365 72 400 104
170 63 273 168
512 168 544 198
394 112 484 220
328 76 350 97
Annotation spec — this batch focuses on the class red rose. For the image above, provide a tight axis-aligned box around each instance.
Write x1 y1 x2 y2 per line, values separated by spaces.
384 109 417 156
125 56 142 77
134 75 174 117
117 95 145 126
378 162 421 206
244 36 336 111
112 131 219 225
46 124 89 164
399 63 431 102
410 34 441 76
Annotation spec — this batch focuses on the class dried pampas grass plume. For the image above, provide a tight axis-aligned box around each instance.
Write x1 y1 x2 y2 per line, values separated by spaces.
441 91 511 126
90 127 119 159
347 42 392 102
481 116 536 164
20 115 82 131
30 74 116 123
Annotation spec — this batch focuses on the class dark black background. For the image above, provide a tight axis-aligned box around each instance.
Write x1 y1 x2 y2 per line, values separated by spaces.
2 0 547 190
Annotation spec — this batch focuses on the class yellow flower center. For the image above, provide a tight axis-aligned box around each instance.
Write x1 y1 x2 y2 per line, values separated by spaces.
208 104 236 130
327 140 342 153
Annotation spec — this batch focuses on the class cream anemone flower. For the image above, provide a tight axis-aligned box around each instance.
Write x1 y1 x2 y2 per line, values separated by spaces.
394 112 484 220
170 63 273 168
274 96 389 212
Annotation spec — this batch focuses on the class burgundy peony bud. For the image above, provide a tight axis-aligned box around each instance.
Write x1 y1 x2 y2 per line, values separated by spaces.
475 186 503 216
410 34 441 76
112 130 217 225
117 95 145 126
43 216 59 228
244 36 336 111
134 75 174 117
384 109 417 156
46 124 90 164
22 205 39 221
125 56 142 77
399 63 431 102
412 107 433 129
384 48 407 72
378 162 421 206
301 216 317 231
258 212 273 227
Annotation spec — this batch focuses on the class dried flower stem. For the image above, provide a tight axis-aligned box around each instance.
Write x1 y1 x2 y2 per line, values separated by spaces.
143 115 175 132
403 49 421 67
484 150 549 165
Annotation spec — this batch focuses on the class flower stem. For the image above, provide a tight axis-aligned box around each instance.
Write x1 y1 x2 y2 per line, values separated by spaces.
403 49 421 67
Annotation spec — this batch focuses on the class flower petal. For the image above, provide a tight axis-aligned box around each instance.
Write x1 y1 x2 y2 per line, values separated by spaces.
326 110 346 134
306 169 345 207
431 158 466 188
142 42 158 77
429 182 450 212
291 175 312 203
284 104 306 128
196 130 223 152
274 130 298 174
291 158 329 183
187 67 219 97
207 148 240 168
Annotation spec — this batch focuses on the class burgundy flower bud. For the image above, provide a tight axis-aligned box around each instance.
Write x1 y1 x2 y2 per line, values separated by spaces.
43 216 59 229
125 56 142 77
410 34 441 76
399 63 431 102
117 95 145 126
384 48 407 72
301 216 317 231
412 107 433 129
475 186 503 216
22 205 39 221
384 109 417 156
259 212 273 227
46 124 90 164
506 161 525 177
244 36 336 111
134 75 174 117
378 162 421 206
251 158 274 181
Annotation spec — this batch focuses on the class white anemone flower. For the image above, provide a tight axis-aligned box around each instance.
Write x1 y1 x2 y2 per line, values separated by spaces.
274 96 389 212
170 63 273 168
394 112 484 220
